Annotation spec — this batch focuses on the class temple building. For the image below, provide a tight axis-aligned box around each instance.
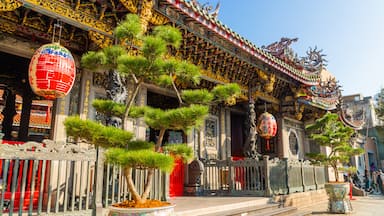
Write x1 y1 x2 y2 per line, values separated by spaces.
0 0 339 159
0 0 355 214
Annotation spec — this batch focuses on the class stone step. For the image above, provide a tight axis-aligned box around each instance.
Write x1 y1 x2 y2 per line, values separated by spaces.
174 197 271 216
175 199 298 216
248 206 298 216
204 203 280 216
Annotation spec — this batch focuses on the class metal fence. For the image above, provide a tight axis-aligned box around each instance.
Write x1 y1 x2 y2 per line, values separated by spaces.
202 156 326 196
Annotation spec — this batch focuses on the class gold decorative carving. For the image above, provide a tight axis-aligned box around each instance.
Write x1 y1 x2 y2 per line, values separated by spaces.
150 11 169 25
83 79 91 118
0 20 17 33
257 69 275 93
74 0 98 14
225 96 237 106
0 10 20 22
139 0 153 32
201 68 231 84
290 85 308 99
264 73 275 93
253 90 279 104
120 0 138 13
256 69 268 81
89 30 113 48
0 0 22 11
22 0 113 35
294 101 305 121
22 12 47 32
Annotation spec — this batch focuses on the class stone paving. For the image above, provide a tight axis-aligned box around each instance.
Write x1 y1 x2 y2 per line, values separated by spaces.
297 194 384 215
170 195 384 216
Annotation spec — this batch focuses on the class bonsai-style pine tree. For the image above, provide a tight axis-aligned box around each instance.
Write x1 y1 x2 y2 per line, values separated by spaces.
64 14 240 206
305 112 364 182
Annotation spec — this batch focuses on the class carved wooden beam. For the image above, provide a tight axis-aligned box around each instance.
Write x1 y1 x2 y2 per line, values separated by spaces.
0 0 23 11
20 0 113 36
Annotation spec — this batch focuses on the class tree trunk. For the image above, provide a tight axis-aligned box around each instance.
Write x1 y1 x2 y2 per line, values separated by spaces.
141 168 155 201
170 75 182 105
155 128 166 152
333 165 339 182
123 82 142 131
123 167 143 203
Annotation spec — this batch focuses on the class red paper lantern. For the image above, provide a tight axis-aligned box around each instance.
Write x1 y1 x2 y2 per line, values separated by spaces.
257 112 277 151
29 43 76 100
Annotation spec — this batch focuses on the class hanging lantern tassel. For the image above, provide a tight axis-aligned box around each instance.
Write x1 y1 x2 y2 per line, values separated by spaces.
257 112 277 151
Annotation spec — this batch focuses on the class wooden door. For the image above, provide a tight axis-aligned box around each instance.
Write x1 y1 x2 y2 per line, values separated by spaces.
231 113 245 157
169 158 184 197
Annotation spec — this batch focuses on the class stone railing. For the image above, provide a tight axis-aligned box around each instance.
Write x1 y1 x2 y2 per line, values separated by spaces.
0 140 168 216
201 156 326 196
0 140 96 216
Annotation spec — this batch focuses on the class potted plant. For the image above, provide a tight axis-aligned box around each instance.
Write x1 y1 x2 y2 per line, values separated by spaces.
64 14 240 215
305 112 364 213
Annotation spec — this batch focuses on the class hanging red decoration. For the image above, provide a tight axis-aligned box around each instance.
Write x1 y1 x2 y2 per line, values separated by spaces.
29 43 76 100
257 112 277 151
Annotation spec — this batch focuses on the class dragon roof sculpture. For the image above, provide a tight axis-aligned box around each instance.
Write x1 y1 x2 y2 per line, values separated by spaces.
337 95 366 130
295 76 340 110
261 38 327 74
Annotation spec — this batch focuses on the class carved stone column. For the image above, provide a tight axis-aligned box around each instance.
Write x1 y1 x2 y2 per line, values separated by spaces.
79 70 92 120
219 106 226 160
225 108 231 159
51 96 71 142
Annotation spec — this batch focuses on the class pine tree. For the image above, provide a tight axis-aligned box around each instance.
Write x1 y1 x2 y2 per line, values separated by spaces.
305 112 364 182
64 14 240 206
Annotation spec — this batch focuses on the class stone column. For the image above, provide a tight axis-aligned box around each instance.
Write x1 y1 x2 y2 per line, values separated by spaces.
51 95 71 142
225 108 231 159
199 128 205 159
79 70 92 120
219 107 226 160
279 117 288 158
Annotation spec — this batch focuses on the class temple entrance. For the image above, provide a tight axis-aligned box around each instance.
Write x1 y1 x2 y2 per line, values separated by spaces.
146 90 186 196
231 112 246 158
0 51 52 142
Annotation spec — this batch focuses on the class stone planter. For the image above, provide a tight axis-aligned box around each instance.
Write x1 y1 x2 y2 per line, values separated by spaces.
108 204 175 216
324 182 352 213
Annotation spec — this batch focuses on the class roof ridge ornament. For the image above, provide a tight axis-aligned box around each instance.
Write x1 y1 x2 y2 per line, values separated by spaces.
336 90 366 130
300 46 328 73
262 38 327 74
190 0 220 18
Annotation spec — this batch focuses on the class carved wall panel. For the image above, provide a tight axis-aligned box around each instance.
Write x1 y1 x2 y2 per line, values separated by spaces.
204 116 219 159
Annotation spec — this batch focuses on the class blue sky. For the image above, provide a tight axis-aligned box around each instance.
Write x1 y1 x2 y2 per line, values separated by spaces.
202 0 384 97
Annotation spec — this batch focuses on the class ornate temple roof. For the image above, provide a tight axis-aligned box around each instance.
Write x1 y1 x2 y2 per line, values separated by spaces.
0 0 339 112
162 0 340 111
164 0 321 86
